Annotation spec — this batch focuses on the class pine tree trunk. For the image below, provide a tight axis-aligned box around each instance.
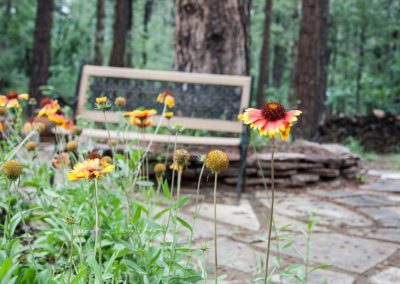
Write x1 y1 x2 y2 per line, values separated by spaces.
256 0 273 107
29 0 54 102
294 0 329 140
174 0 250 76
272 44 285 89
355 25 366 113
94 0 105 65
109 0 132 67
141 0 154 66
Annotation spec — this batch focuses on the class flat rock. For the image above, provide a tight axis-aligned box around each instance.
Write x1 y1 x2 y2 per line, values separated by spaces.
190 199 261 231
309 188 366 198
206 237 263 274
336 195 398 207
292 174 320 183
359 207 400 227
306 269 355 284
368 169 400 180
264 195 373 227
281 232 398 273
347 227 400 243
248 152 307 163
306 168 340 178
362 180 400 193
370 267 400 284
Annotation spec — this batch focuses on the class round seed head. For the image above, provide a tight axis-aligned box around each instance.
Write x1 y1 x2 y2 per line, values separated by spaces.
71 126 83 136
114 96 126 107
174 149 190 166
25 141 37 152
108 139 118 146
102 155 113 164
65 215 76 225
2 160 23 180
154 163 166 176
205 150 229 174
66 140 78 152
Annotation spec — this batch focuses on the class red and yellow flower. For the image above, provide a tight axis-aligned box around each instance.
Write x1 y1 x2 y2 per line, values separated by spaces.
157 90 175 108
0 91 29 108
131 117 153 128
68 158 114 180
38 99 61 117
164 112 174 119
0 122 4 132
238 102 301 141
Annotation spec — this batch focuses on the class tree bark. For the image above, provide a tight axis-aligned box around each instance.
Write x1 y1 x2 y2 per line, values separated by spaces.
29 0 54 102
255 0 273 107
355 25 366 113
174 0 250 76
141 0 154 67
272 44 285 89
93 0 105 65
294 0 329 140
109 0 132 67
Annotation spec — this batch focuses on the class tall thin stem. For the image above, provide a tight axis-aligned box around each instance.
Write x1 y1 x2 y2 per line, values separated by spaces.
67 225 75 284
265 137 275 284
14 181 38 273
103 110 116 166
93 179 102 282
213 173 219 283
187 162 205 264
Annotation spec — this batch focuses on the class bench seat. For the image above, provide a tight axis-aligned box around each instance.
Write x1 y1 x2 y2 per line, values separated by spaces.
81 128 241 146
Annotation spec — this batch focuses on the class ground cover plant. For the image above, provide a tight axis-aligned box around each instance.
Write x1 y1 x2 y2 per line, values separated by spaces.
0 90 330 283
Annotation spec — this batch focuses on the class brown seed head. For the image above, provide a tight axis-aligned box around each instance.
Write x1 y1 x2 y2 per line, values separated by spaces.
25 141 37 152
114 96 126 107
2 160 23 180
66 141 78 152
71 126 83 136
154 163 166 176
205 150 229 174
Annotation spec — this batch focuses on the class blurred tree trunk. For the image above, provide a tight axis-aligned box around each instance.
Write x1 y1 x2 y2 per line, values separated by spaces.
355 25 366 113
256 0 273 107
174 0 250 76
93 0 105 65
109 0 132 67
29 0 54 103
294 0 329 140
272 44 285 89
141 0 154 67
3 0 12 30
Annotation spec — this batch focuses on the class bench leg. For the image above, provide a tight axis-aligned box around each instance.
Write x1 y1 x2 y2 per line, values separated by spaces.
236 127 249 204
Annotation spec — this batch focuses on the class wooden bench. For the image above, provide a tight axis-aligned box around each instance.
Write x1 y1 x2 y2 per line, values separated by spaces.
75 65 252 199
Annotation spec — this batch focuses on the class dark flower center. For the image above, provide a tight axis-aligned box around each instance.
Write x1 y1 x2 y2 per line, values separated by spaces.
261 102 286 121
88 151 102 160
7 91 18 99
40 97 53 107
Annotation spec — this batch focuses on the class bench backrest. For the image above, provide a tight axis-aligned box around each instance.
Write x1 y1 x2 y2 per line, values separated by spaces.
76 65 252 134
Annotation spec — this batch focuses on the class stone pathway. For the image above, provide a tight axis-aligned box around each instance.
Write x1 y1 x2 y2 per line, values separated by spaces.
180 170 400 283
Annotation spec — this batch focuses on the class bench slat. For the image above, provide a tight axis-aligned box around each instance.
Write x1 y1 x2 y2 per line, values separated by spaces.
82 128 241 146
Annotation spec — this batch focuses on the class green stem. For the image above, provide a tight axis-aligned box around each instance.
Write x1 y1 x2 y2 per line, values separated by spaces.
14 180 39 274
253 143 282 284
67 225 75 284
213 173 219 283
103 110 116 167
265 137 275 284
187 162 205 265
93 179 102 283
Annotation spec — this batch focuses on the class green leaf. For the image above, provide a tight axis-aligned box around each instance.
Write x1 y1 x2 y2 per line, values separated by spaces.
136 180 154 187
120 260 146 275
310 263 333 273
174 195 190 210
133 206 142 223
146 249 161 270
153 208 169 220
87 256 102 284
70 268 87 284
162 181 172 201
176 216 192 232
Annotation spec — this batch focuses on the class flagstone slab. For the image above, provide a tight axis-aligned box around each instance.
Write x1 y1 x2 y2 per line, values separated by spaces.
370 267 400 284
279 232 398 273
347 227 400 243
359 207 400 227
305 269 355 284
335 195 398 207
263 195 372 228
361 180 400 193
206 237 263 274
368 169 400 180
309 188 372 198
190 199 261 231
